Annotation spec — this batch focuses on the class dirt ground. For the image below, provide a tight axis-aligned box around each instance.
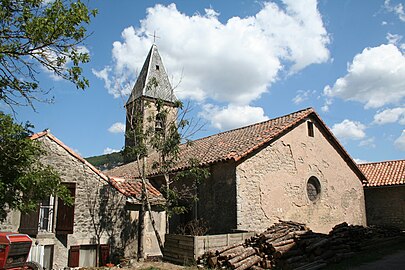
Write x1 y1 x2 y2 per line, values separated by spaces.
118 261 186 270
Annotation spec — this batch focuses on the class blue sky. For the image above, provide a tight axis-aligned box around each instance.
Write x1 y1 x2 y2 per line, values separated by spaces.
4 0 405 163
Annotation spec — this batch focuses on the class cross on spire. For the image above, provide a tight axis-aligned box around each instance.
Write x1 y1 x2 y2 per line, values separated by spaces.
149 31 160 43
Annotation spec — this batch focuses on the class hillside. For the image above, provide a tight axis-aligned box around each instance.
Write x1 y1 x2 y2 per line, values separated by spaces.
85 151 124 171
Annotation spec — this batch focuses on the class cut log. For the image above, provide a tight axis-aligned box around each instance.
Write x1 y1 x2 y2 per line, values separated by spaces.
207 256 218 268
228 247 257 265
250 265 266 270
234 255 262 270
216 242 244 255
219 246 245 259
272 238 295 247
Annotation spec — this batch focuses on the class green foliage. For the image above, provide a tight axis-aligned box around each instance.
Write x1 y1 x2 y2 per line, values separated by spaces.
0 112 71 221
86 151 124 170
0 0 97 108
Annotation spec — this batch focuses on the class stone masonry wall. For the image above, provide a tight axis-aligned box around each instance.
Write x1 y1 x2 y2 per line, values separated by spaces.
33 136 137 268
236 118 366 233
198 161 237 234
0 135 164 268
365 186 405 230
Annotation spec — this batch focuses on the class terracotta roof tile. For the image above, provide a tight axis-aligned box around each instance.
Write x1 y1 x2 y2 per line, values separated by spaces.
106 108 314 179
109 177 165 204
359 159 405 187
106 107 365 182
31 130 164 203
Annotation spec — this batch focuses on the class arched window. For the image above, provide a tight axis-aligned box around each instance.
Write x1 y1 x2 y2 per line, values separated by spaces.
307 176 321 201
155 113 165 132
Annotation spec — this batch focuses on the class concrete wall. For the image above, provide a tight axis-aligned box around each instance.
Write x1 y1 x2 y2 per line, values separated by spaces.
365 186 405 229
0 135 165 268
236 118 366 233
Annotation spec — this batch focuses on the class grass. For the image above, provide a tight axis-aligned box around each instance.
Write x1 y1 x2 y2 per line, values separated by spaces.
326 238 405 269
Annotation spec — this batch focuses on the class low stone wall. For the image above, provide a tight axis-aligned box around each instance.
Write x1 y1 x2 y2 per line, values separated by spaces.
163 232 254 264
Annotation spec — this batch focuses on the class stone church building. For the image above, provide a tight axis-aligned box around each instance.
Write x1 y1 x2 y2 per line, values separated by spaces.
107 44 367 234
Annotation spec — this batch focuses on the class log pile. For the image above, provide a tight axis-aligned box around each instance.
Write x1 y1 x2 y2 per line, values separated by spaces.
199 221 402 270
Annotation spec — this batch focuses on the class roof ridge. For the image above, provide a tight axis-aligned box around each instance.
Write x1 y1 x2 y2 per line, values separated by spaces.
181 107 314 146
359 159 405 166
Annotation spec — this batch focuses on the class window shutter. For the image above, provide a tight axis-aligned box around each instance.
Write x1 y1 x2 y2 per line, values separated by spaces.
99 244 110 266
68 245 80 267
19 205 40 235
56 183 76 234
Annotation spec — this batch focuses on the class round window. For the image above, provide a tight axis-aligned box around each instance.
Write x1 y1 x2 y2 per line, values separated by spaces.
307 176 321 201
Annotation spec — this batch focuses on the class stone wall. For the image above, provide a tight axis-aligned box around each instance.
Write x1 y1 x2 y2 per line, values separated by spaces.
0 135 165 268
37 135 138 268
197 161 237 234
236 118 366 233
365 186 405 229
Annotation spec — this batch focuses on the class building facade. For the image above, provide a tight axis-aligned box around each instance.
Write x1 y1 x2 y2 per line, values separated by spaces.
1 131 165 269
359 159 405 230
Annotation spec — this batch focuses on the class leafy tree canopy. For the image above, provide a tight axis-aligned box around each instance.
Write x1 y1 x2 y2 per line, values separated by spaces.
0 112 71 221
0 0 97 108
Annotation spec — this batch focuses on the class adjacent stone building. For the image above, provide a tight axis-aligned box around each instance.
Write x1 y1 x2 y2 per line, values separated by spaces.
0 131 165 269
359 159 405 230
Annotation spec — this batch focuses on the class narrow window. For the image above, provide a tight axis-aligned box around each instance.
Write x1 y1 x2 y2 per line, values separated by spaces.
39 195 54 232
155 65 160 70
307 176 321 202
307 121 314 137
155 113 165 132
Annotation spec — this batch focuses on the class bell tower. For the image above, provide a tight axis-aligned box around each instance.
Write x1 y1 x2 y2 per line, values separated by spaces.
124 44 178 153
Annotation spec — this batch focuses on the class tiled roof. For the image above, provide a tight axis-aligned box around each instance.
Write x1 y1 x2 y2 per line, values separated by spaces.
106 107 365 182
109 177 165 204
359 159 405 187
31 130 164 203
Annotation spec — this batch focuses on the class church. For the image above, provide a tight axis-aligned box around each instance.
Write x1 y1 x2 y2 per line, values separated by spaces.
106 44 367 234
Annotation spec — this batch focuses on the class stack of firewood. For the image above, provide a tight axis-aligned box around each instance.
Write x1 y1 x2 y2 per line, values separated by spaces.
200 221 402 270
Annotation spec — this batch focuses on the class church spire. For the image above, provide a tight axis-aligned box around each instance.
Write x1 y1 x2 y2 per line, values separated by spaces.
124 44 179 152
126 44 176 106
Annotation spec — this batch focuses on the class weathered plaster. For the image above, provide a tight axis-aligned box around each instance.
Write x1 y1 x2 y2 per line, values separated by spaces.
236 119 366 233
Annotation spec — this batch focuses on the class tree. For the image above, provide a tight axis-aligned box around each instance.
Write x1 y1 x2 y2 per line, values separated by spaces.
0 112 71 221
124 78 209 259
0 0 97 109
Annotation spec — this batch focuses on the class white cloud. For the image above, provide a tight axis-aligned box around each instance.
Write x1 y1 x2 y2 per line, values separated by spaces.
321 98 332 112
95 1 329 106
384 0 405 22
359 137 376 148
354 158 369 164
103 147 120 155
331 119 366 141
386 32 402 45
292 90 316 105
108 122 125 133
200 104 269 131
324 44 405 109
373 107 405 125
394 130 405 151
36 45 90 81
